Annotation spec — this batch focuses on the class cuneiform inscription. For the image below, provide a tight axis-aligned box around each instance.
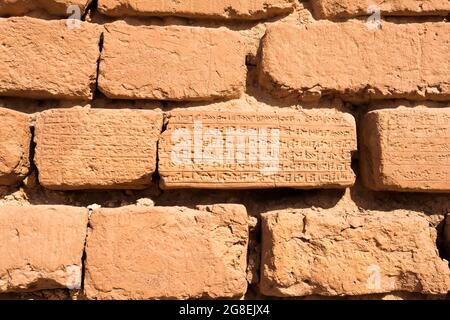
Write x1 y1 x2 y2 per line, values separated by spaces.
158 111 357 189
35 108 163 190
361 108 450 192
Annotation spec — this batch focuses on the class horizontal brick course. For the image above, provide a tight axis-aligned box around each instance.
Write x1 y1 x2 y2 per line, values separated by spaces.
0 107 31 185
261 208 450 297
311 0 450 19
98 0 295 19
0 0 89 17
98 22 246 101
360 107 450 192
0 205 88 293
158 109 357 189
0 17 101 100
259 22 450 102
85 204 248 299
34 108 163 190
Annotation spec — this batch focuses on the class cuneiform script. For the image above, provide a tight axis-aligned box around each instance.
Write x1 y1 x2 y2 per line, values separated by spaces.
371 108 450 191
35 108 163 190
158 110 357 189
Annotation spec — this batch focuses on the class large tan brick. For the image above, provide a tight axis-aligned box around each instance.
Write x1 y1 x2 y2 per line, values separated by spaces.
0 17 101 100
0 205 88 293
261 208 450 297
360 107 450 192
159 109 356 189
259 22 450 102
98 0 295 19
0 0 89 16
0 108 31 185
35 107 163 190
98 22 246 101
311 0 450 19
85 204 249 299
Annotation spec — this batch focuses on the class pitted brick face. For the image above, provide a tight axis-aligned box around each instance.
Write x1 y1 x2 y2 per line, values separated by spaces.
261 209 450 297
84 204 249 299
0 17 101 100
0 107 31 185
97 0 295 19
0 0 90 17
311 0 450 19
0 205 89 293
34 108 163 190
259 22 450 102
98 22 246 101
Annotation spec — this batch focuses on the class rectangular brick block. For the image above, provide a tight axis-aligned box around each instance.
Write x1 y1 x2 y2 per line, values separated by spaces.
260 22 450 102
98 0 295 19
0 107 31 185
99 22 246 101
261 208 450 297
360 107 450 192
0 0 89 16
0 205 88 293
85 204 249 299
0 17 101 100
158 109 356 189
35 107 163 190
311 0 450 19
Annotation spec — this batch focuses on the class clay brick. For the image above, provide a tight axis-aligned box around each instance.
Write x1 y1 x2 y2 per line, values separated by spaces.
0 0 89 17
35 108 163 190
85 204 249 299
158 109 357 189
98 22 246 101
259 22 450 102
261 208 450 297
311 0 450 19
98 0 295 20
360 107 450 192
0 108 31 185
0 17 101 100
0 205 88 293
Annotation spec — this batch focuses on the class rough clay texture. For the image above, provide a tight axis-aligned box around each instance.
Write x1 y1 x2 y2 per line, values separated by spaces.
360 107 450 192
0 205 88 293
260 21 450 102
98 0 296 19
0 17 101 100
0 108 31 185
261 208 450 297
0 1 449 301
85 204 248 299
35 107 163 190
0 0 90 16
98 22 246 101
159 109 356 189
311 0 450 19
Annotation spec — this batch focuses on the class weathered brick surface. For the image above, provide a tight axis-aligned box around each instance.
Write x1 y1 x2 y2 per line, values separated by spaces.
98 0 295 19
158 109 357 189
85 204 249 299
98 22 246 101
261 208 450 297
0 17 101 100
0 0 89 16
0 205 88 293
259 22 450 102
311 0 450 19
0 108 31 185
360 107 450 192
35 108 163 190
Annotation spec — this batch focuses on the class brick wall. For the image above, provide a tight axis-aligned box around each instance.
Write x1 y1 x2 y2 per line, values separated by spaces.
0 0 449 300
